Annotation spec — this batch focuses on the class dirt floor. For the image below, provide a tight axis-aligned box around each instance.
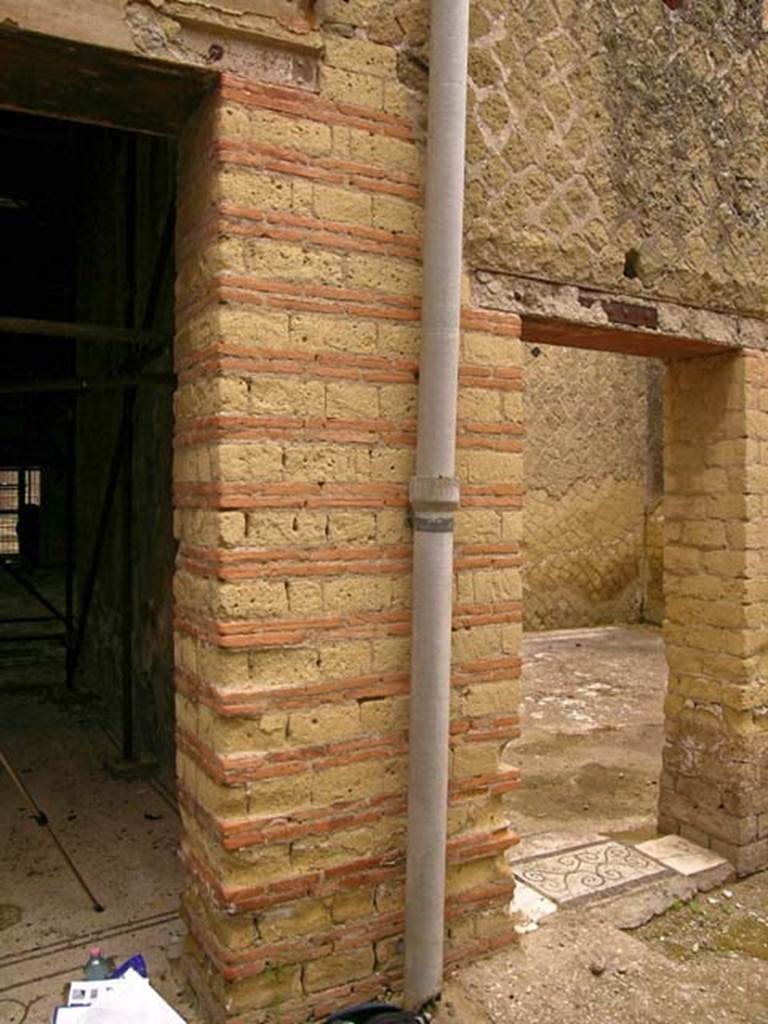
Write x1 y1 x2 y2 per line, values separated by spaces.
439 871 768 1024
0 696 198 1024
439 626 768 1024
6 619 767 1023
0 567 202 1023
0 567 65 693
508 625 667 838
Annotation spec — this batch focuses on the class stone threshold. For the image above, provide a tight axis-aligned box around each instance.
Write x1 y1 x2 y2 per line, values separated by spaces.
508 830 734 933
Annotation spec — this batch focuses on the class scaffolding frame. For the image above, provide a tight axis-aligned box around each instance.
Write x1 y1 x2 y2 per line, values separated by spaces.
0 189 175 762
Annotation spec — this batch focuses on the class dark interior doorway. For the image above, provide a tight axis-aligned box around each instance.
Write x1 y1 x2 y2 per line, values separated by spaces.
0 108 178 774
0 35 213 1014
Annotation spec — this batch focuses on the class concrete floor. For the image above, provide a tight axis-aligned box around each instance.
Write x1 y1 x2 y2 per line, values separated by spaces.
0 693 199 1023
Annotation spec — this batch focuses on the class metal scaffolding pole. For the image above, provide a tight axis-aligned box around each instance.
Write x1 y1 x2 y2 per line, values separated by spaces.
65 403 76 689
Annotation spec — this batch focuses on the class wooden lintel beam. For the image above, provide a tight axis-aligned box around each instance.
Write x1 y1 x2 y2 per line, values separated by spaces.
520 314 737 360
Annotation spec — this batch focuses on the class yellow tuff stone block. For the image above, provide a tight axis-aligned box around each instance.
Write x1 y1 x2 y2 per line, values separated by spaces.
348 130 420 174
322 66 384 107
249 378 325 417
220 104 333 157
314 183 373 226
458 388 503 422
242 238 345 285
215 580 289 619
326 380 379 418
220 306 290 347
258 899 332 942
288 703 361 743
325 36 398 77
452 740 502 779
216 442 284 482
372 194 422 234
378 383 417 419
303 948 376 994
316 639 373 678
331 889 375 924
460 679 521 718
359 694 409 732
218 165 293 211
290 312 379 354
287 579 325 615
311 758 405 805
346 252 422 294
377 322 420 358
323 576 392 613
283 444 359 482
223 965 303 1012
455 509 502 543
246 510 328 547
326 511 377 543
246 646 328 688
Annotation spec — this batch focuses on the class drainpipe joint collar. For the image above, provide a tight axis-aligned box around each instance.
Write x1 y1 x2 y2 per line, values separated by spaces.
409 476 460 530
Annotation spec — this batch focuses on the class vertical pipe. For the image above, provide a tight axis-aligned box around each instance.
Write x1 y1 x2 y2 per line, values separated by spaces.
404 0 470 1010
121 387 136 761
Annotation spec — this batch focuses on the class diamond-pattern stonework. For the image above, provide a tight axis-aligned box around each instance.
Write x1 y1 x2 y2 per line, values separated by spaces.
467 1 768 318
512 841 669 905
523 345 650 629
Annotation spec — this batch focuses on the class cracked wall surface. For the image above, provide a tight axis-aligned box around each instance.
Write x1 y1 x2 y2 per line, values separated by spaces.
466 0 768 320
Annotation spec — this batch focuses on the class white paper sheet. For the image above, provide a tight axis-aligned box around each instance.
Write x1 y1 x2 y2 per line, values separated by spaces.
68 970 186 1024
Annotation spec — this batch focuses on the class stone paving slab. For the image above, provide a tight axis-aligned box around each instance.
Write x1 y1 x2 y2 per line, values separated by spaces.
512 840 670 906
636 834 734 889
507 829 607 865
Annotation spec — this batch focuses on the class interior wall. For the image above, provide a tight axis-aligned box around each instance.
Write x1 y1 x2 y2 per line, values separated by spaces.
75 127 177 780
523 344 651 630
0 114 77 572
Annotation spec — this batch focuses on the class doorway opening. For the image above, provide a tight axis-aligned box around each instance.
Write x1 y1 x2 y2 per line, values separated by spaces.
512 342 668 844
0 33 213 1016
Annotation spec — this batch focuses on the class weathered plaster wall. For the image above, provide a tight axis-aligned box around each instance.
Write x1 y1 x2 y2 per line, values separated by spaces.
523 344 648 630
466 0 768 320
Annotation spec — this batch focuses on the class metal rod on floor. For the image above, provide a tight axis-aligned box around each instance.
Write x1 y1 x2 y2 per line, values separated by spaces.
0 745 104 912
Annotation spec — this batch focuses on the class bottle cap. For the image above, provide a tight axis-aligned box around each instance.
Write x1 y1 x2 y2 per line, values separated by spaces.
88 947 102 957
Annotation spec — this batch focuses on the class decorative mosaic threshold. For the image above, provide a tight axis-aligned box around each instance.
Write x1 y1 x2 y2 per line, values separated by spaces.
511 839 671 906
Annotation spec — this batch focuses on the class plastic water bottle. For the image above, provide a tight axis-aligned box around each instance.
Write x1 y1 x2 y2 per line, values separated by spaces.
84 947 111 981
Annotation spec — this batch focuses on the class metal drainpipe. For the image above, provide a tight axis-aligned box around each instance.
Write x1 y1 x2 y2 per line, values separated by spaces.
403 0 470 1010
